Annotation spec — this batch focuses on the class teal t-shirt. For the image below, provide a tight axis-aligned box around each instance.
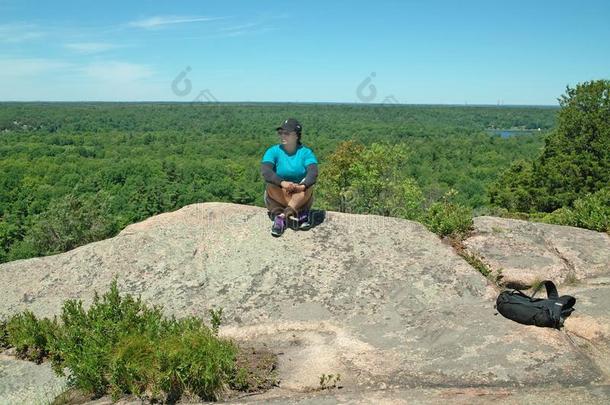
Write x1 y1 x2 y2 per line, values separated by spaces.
261 144 318 183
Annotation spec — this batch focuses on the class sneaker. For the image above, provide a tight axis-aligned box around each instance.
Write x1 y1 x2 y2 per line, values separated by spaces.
271 214 286 237
284 207 299 229
298 210 312 230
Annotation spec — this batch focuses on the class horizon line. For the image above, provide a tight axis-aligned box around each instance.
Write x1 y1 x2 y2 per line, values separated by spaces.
0 100 560 108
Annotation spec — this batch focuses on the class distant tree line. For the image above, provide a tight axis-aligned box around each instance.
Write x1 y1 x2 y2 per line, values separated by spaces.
1 102 558 263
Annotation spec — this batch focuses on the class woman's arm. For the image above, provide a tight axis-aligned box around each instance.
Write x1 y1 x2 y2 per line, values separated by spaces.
260 162 284 187
300 163 318 188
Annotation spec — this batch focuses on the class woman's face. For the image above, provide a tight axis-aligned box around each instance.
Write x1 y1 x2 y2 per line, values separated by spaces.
278 130 298 147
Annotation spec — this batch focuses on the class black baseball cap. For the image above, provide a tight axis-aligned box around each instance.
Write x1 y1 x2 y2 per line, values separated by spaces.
276 118 302 134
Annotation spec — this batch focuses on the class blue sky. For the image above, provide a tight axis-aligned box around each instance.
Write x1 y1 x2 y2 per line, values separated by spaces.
1 0 608 104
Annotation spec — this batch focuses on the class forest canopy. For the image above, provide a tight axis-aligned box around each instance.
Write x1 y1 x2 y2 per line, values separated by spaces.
0 100 576 263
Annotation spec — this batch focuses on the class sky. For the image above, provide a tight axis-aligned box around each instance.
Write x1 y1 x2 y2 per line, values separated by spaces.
0 0 609 105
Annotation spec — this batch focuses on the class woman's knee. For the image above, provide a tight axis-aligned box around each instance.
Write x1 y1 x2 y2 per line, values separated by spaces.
288 189 309 201
298 186 314 200
266 184 287 205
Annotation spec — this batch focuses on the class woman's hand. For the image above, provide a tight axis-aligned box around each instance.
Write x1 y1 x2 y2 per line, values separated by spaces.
280 181 303 193
280 181 296 192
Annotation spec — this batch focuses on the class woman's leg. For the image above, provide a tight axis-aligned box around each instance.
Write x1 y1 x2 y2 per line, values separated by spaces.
266 184 314 212
266 184 288 206
265 185 287 216
286 186 314 211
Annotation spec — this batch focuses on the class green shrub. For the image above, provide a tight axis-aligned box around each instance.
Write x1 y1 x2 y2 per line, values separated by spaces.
47 283 163 397
108 334 163 401
541 188 610 232
534 206 571 225
6 311 58 363
108 318 238 402
424 190 473 238
569 188 610 232
4 280 256 402
209 308 223 335
155 328 237 401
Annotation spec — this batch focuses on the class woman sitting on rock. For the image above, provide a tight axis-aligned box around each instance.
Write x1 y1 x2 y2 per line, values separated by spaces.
260 118 319 237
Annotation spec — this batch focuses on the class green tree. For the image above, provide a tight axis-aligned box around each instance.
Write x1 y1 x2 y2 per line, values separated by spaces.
534 80 610 210
488 160 536 212
317 141 365 212
319 142 424 220
491 79 610 212
15 192 118 257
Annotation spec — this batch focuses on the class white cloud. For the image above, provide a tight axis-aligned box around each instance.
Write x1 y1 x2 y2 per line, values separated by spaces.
217 22 276 37
0 58 154 84
1 61 166 101
0 23 44 42
221 26 276 38
64 42 119 54
82 61 154 83
0 57 72 77
127 15 222 29
219 22 260 32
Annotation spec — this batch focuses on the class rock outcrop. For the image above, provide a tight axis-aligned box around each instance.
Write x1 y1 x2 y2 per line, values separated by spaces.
462 215 610 394
0 355 67 405
1 203 609 403
463 216 610 288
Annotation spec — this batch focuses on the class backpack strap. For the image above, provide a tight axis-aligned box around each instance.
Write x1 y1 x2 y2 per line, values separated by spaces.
558 295 576 309
557 295 576 325
512 289 532 299
532 281 577 329
530 280 559 300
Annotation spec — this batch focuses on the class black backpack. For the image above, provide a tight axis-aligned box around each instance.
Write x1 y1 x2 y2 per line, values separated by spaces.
495 280 575 329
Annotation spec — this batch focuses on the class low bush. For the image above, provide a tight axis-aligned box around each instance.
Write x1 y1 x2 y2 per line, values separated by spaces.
4 280 274 402
424 190 473 238
5 310 58 363
539 188 610 233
